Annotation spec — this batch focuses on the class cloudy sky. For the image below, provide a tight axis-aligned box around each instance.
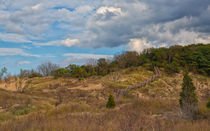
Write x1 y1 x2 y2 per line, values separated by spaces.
0 0 210 74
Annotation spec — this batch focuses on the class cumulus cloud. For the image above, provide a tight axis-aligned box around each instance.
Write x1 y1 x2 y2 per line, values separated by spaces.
0 33 30 43
62 53 113 66
127 39 152 52
5 23 25 34
0 0 210 49
63 53 113 59
0 1 98 44
0 48 40 57
76 0 210 48
31 4 42 10
35 38 79 47
17 61 31 65
96 6 125 18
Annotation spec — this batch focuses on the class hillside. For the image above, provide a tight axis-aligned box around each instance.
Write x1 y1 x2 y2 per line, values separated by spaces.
0 67 209 130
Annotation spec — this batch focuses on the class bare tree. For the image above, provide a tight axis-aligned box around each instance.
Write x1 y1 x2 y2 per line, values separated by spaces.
19 69 29 78
37 62 60 76
86 58 97 66
0 67 7 81
4 73 12 88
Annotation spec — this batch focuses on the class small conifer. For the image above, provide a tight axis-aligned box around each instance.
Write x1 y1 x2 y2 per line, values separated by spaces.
180 71 198 118
106 94 116 108
206 99 210 108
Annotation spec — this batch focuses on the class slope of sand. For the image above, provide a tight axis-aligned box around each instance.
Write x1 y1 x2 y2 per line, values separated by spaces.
0 78 27 91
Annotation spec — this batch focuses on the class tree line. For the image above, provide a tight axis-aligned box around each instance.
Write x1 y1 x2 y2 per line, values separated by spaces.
0 43 209 80
53 43 210 78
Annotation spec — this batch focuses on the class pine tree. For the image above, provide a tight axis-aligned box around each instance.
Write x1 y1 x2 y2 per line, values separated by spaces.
206 98 210 108
106 94 116 108
179 71 198 118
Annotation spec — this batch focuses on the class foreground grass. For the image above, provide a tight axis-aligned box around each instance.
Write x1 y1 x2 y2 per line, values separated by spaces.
0 99 209 131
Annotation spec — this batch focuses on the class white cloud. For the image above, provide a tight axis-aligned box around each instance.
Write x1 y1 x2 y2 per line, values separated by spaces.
0 48 40 57
0 33 30 43
5 23 25 34
63 53 113 59
17 61 31 65
61 38 79 47
0 0 209 49
35 38 79 47
32 4 42 10
195 36 210 44
96 6 123 16
139 22 210 46
0 10 10 24
93 6 125 25
62 53 113 66
127 38 152 52
75 5 93 14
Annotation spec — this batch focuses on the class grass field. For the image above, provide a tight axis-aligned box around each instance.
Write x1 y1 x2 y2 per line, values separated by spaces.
0 67 209 131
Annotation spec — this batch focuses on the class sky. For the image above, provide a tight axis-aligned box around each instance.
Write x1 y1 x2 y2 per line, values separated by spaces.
0 0 210 74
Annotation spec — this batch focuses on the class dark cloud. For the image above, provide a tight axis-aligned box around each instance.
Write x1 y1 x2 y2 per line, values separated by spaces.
78 0 210 48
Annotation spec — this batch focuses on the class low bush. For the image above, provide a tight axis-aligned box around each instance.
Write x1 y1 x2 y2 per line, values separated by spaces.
12 106 36 116
53 68 70 78
106 94 116 108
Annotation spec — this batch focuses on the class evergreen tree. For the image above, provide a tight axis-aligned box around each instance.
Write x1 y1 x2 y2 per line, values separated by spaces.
179 71 198 118
106 94 116 108
206 98 210 108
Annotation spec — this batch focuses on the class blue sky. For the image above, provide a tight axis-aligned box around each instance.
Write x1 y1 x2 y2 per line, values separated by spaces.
0 0 210 74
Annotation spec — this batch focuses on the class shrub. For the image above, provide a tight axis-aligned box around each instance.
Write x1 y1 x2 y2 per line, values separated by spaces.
13 109 29 115
106 94 116 108
28 72 42 78
19 69 42 78
12 106 36 115
164 61 180 74
53 68 70 78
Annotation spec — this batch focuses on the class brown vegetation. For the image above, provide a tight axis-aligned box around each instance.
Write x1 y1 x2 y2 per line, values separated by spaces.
0 67 209 131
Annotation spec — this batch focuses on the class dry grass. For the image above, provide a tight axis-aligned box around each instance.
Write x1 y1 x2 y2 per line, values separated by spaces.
1 99 209 131
0 67 209 131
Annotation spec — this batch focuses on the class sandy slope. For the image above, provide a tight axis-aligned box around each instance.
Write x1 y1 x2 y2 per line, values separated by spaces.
0 78 27 91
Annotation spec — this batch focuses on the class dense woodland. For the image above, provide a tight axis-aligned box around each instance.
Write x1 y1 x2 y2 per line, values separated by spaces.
53 43 210 78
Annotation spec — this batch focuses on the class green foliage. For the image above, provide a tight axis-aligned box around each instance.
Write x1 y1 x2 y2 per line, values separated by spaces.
13 109 29 115
179 71 198 118
115 51 142 68
142 44 210 75
28 72 42 78
97 58 110 76
23 44 210 79
189 47 210 75
206 99 210 108
106 94 116 108
68 64 88 78
53 68 70 78
164 61 180 74
12 106 36 115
